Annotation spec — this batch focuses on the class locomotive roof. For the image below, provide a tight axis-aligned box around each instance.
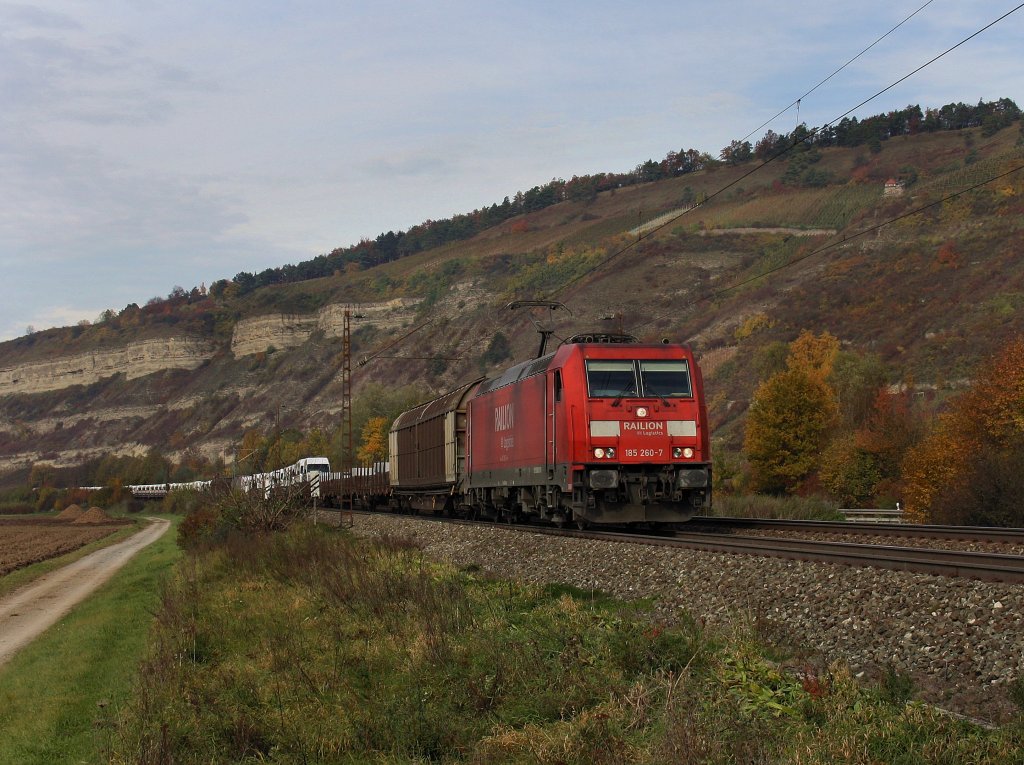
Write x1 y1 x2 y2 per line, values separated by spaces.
474 340 694 396
475 352 556 396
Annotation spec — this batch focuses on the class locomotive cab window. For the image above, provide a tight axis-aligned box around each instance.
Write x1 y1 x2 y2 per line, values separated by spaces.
586 360 638 398
639 360 692 398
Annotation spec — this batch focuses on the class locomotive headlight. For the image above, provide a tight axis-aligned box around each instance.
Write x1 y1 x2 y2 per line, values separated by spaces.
606 448 616 459
594 447 606 459
683 447 694 459
672 447 682 458
636 407 649 418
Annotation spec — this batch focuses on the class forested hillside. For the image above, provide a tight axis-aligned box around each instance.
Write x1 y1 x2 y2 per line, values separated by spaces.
2 97 1023 523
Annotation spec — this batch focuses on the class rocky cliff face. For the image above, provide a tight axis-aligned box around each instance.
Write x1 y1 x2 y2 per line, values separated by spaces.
0 297 437 485
0 298 425 399
0 337 217 396
230 298 422 357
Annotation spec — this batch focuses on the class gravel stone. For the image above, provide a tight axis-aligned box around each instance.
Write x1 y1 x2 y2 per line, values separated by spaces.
345 513 1024 723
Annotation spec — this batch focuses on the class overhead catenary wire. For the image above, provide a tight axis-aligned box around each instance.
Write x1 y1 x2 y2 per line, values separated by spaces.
739 0 938 143
543 0 1024 303
634 161 1024 333
351 1 1024 369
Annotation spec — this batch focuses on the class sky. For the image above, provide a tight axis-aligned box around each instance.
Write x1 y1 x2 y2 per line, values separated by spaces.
1 0 1022 341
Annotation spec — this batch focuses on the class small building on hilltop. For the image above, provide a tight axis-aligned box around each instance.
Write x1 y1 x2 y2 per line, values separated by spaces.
884 178 905 196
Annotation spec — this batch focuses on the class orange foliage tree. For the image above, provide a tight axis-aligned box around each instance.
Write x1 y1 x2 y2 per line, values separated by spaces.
356 417 390 464
902 337 1024 525
744 331 840 494
786 330 839 381
819 387 921 506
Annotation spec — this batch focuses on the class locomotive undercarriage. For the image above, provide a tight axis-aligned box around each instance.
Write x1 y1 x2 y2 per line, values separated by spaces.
460 463 710 527
575 464 709 525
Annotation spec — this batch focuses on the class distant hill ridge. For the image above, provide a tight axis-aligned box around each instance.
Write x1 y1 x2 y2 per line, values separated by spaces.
0 102 1022 488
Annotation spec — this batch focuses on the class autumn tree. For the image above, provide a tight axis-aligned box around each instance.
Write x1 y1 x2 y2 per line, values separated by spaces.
744 330 842 494
237 428 269 474
356 417 389 464
902 337 1024 525
786 330 839 381
316 383 431 466
819 386 921 506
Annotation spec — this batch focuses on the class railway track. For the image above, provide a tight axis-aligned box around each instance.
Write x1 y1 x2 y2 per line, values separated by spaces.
687 516 1024 544
525 526 1024 584
338 509 1024 584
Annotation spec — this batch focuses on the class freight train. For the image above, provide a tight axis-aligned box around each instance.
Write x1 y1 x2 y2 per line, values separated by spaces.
388 332 710 526
116 333 711 527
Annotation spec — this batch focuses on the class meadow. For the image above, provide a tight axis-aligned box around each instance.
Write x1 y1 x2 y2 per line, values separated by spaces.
108 519 1023 764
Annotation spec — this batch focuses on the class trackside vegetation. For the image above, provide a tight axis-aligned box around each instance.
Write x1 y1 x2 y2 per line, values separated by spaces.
109 505 1023 763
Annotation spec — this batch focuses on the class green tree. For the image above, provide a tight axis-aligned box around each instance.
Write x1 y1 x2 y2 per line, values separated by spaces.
829 351 888 429
482 332 512 366
819 434 882 506
720 140 752 165
744 368 837 494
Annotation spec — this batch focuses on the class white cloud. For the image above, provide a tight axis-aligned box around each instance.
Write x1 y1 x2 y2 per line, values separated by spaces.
0 0 1022 342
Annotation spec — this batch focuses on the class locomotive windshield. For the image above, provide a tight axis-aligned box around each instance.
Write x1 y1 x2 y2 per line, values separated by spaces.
586 360 638 398
586 359 692 399
639 360 692 398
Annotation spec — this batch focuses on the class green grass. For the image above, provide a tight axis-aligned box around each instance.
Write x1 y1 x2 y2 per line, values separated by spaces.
0 515 182 764
710 493 843 520
109 520 1024 764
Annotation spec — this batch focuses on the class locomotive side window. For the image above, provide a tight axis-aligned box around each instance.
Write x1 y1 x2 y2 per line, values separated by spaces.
586 360 638 398
639 360 692 398
553 370 563 402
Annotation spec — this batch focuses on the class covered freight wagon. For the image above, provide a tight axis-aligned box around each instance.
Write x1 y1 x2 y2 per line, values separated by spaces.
388 378 482 511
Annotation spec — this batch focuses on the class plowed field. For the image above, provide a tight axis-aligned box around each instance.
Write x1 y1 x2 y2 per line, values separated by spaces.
0 518 129 577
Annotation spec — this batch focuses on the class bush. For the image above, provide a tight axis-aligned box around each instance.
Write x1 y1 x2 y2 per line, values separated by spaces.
711 494 841 520
161 488 206 515
177 504 222 551
877 665 915 705
177 485 310 552
1009 677 1024 711
0 501 35 515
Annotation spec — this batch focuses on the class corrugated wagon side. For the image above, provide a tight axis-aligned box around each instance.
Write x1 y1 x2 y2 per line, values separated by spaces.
389 378 482 512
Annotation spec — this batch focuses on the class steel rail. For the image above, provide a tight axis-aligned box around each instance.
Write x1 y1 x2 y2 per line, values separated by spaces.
687 517 1024 544
337 509 1024 583
516 526 1024 584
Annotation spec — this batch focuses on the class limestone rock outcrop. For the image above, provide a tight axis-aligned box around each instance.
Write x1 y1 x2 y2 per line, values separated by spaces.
230 298 421 357
0 337 216 396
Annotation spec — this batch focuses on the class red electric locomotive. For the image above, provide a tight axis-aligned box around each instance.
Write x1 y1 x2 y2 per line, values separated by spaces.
390 333 711 526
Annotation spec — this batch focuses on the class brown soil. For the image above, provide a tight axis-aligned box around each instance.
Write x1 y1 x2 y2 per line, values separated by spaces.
72 507 114 524
55 504 84 521
0 519 170 667
0 521 125 577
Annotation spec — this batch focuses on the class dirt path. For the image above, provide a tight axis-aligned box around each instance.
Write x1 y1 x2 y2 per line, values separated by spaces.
0 518 170 668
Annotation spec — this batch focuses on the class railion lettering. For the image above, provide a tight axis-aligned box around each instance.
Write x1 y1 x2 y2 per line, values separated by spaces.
622 421 665 431
494 402 514 432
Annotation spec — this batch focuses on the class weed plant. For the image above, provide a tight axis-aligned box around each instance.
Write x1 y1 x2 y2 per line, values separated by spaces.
711 493 843 520
110 518 1023 764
